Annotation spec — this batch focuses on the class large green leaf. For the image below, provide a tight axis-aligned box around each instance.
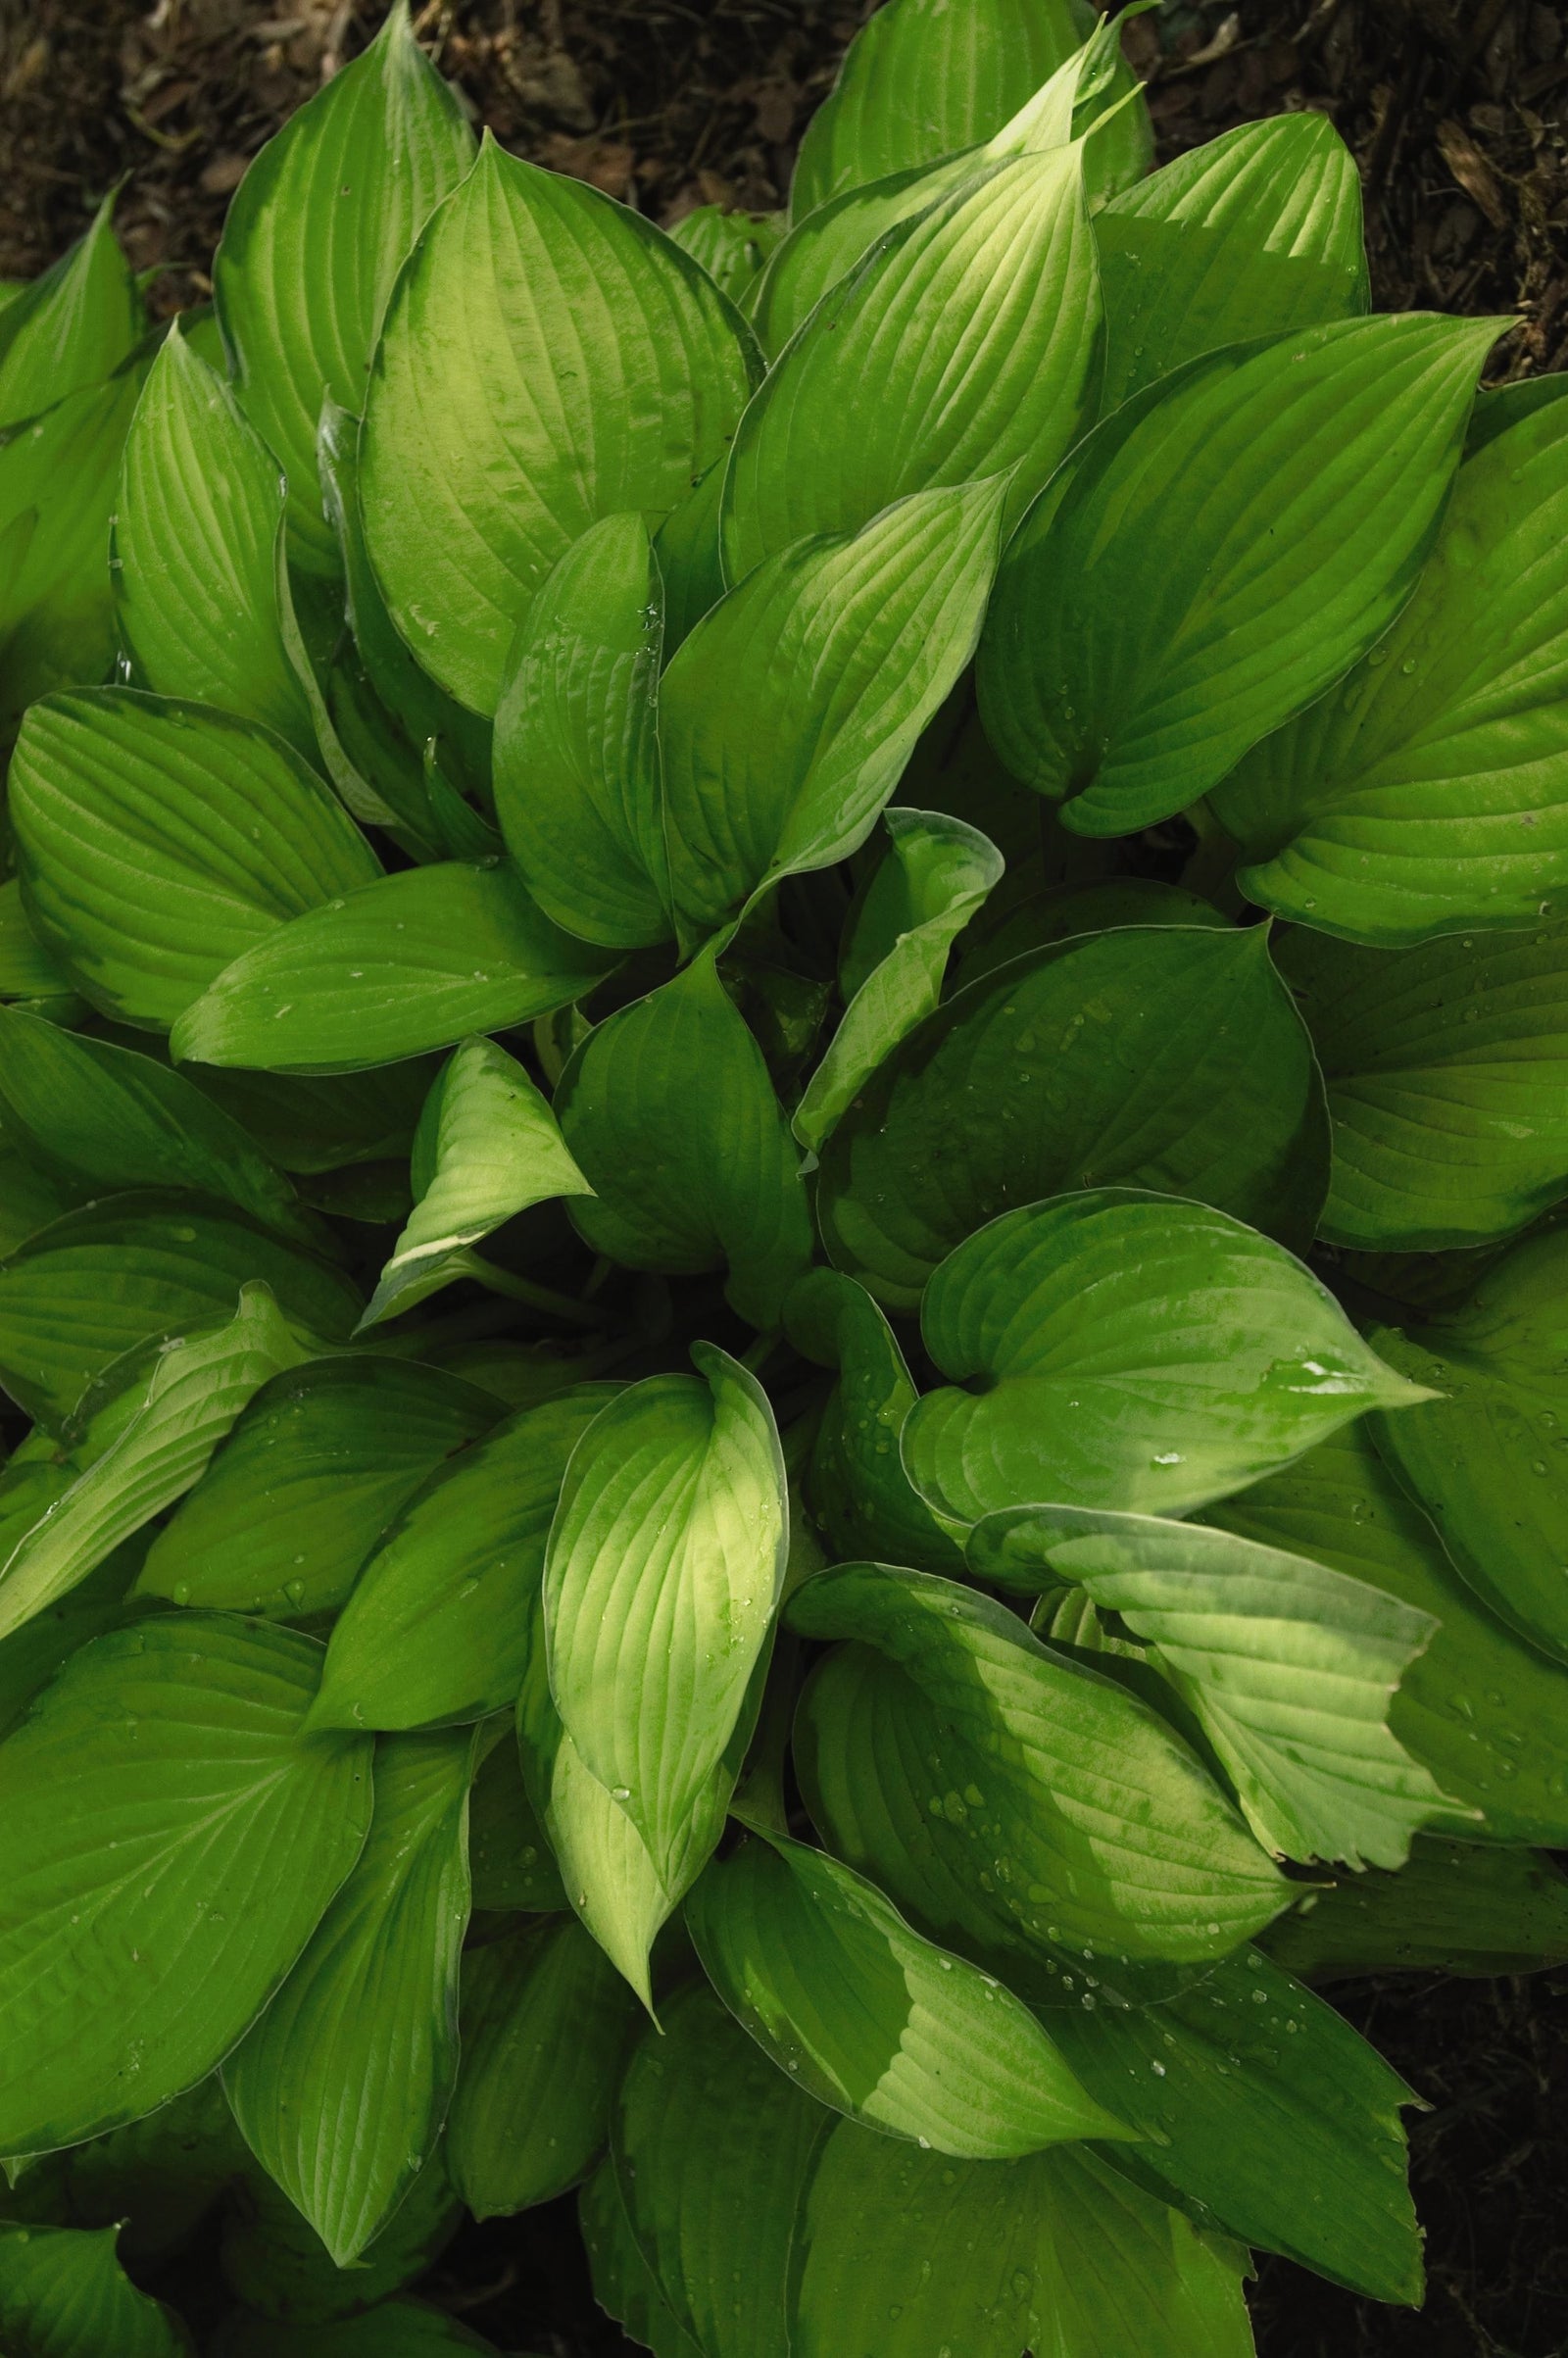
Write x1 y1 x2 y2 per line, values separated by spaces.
466 1737 564 1911
216 2145 461 2325
170 860 612 1073
581 2162 706 2358
556 949 812 1330
969 1504 1451 1868
790 1564 1285 1962
0 2222 190 2358
114 326 315 754
794 808 1002 1152
361 135 759 715
361 1037 592 1327
817 924 1328 1309
58 2072 249 2265
212 2302 499 2358
0 1005 313 1244
0 353 149 741
223 1728 472 2265
543 1347 786 1879
0 197 142 429
0 1285 310 1646
792 2123 1251 2358
686 1828 1129 2157
187 1055 437 1177
9 690 381 1032
1095 114 1367 413
0 1615 370 2152
611 1984 829 2358
1214 378 1568 941
955 878 1229 985
1276 919 1568 1249
1263 1837 1568 1981
447 1916 638 2218
213 0 475 573
722 152 1099 579
491 511 669 951
664 485 1004 938
1202 1426 1568 1845
0 1192 362 1427
311 1387 611 1732
0 1553 141 1745
786 1267 965 1574
978 314 1502 838
137 1355 497 1617
905 1190 1425 1524
790 0 1105 218
1025 1944 1422 2303
1367 1228 1568 1661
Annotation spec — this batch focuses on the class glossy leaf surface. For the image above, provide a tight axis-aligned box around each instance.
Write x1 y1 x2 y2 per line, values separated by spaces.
0 2223 190 2358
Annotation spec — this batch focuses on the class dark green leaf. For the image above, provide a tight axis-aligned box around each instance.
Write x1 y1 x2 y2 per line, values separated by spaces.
223 1728 472 2264
211 2301 499 2358
170 860 613 1073
1263 1837 1568 1981
954 877 1228 985
361 135 759 715
979 314 1502 838
466 1737 565 1911
580 2162 706 2358
906 1190 1425 1523
9 690 382 1033
0 2222 191 2358
448 1916 638 2217
0 1615 370 2153
217 2144 461 2325
557 948 812 1329
791 1563 1285 1962
818 924 1328 1308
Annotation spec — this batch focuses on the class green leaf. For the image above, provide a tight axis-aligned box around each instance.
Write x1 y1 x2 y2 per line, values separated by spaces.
1095 114 1367 413
0 2222 191 2358
785 1267 965 1574
9 690 382 1032
817 924 1328 1309
666 485 1004 939
492 512 669 950
970 1504 1451 1868
213 0 475 574
0 1192 362 1427
57 2074 248 2264
216 2145 461 2325
0 198 143 429
686 1829 1129 2157
0 1004 313 1244
667 205 783 304
979 314 1502 838
790 0 1105 218
792 2124 1251 2358
447 1916 638 2217
171 860 613 1073
189 1056 437 1176
0 881 80 1010
906 1190 1425 1524
1022 1943 1422 2304
114 326 316 755
793 808 1002 1152
1202 1425 1568 1845
311 1387 612 1732
361 134 760 715
223 1728 472 2265
0 353 149 741
0 1285 310 1646
543 1347 786 1879
138 1352 498 1618
611 1983 829 2358
1263 1837 1568 1981
0 1614 370 2153
791 1563 1285 1963
362 1038 592 1328
466 1737 564 1911
211 2301 500 2358
581 2161 706 2358
0 1553 140 1745
1276 919 1568 1249
954 877 1228 986
1366 1227 1568 1662
1215 379 1568 941
556 949 812 1329
721 152 1099 580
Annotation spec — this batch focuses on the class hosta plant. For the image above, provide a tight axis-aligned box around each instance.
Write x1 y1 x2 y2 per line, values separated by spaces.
2 1 1568 2351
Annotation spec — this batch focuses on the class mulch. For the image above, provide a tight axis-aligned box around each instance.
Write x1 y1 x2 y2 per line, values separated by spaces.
2 2 1567 2353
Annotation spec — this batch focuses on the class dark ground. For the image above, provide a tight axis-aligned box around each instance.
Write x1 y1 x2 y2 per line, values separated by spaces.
2 1 1567 2352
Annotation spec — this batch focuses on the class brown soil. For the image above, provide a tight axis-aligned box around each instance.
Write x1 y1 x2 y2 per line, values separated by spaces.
1 3 1566 2353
